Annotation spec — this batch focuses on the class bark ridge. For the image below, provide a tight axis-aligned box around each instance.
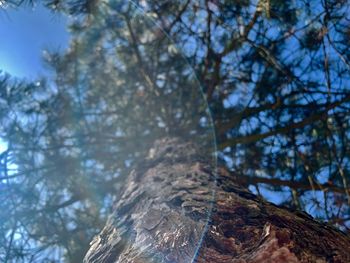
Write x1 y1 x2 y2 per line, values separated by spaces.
84 138 350 263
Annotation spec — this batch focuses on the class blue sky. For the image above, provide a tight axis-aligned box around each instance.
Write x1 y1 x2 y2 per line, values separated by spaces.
0 3 70 80
0 3 70 158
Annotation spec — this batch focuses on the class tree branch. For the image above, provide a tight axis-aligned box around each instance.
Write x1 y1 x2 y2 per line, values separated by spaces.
218 94 350 149
234 173 350 195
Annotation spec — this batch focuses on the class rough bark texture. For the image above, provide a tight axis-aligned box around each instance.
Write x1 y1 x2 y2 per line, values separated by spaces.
84 138 350 263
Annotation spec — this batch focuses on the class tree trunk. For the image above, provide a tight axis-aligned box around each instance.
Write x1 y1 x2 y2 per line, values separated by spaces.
83 138 350 263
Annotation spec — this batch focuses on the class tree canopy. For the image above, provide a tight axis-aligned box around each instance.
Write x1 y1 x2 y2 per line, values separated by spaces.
1 0 350 262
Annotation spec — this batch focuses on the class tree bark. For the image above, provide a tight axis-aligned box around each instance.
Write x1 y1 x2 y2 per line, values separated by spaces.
83 138 350 263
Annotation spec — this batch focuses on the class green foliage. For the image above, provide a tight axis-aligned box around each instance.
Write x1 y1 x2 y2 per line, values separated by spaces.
1 0 350 262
